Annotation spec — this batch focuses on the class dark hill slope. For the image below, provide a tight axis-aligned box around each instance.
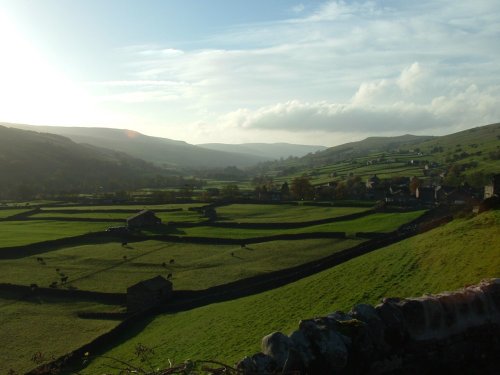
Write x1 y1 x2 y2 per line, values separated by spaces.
0 126 165 198
3 123 268 169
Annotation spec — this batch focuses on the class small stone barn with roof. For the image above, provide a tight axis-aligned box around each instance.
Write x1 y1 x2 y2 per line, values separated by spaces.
126 210 161 229
127 275 172 313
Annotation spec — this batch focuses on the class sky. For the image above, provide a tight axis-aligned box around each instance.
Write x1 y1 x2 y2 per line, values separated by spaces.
0 0 499 146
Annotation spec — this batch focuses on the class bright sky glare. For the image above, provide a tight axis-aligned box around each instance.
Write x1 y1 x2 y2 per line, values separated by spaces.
0 0 499 146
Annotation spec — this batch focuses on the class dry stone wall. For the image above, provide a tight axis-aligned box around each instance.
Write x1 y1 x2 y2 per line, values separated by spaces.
237 279 500 374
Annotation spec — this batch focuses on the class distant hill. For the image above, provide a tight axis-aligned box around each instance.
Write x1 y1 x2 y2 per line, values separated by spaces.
255 123 500 188
3 123 268 169
0 125 169 199
305 134 435 165
413 123 500 163
197 142 328 160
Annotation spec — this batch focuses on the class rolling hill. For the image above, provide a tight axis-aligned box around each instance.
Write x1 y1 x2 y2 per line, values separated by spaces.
0 125 168 199
197 142 328 160
2 123 269 169
302 134 435 165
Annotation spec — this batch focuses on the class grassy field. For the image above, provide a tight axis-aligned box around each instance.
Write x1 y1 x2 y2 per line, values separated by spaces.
79 209 500 373
0 293 120 373
41 203 206 211
175 211 425 238
0 209 30 218
0 238 363 292
31 212 130 220
0 220 120 248
215 204 369 223
30 208 206 223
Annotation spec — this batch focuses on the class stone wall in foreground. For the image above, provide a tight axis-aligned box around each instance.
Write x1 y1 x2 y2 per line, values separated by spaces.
237 279 500 374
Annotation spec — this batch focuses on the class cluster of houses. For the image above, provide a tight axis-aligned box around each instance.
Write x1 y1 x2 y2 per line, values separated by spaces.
364 174 500 207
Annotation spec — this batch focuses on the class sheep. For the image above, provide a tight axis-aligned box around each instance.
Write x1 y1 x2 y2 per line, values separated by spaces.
167 273 173 280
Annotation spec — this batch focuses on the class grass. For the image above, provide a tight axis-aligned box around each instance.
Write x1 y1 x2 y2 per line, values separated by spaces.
0 220 121 248
215 204 369 223
0 238 363 292
175 211 425 238
0 293 120 373
80 209 500 373
41 204 206 211
0 209 30 218
156 210 206 223
31 212 130 220
31 208 205 223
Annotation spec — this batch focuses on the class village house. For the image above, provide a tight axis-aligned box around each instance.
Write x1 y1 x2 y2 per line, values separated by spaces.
416 186 436 205
484 174 500 199
365 174 381 189
386 185 414 205
126 275 172 313
126 210 161 229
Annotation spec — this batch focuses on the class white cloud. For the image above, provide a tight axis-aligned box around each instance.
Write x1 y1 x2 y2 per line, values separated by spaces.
397 62 423 93
83 0 500 143
291 4 305 14
218 63 500 135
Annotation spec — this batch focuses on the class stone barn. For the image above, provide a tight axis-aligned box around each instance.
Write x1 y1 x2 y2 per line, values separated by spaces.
127 275 172 313
126 210 161 229
484 174 500 199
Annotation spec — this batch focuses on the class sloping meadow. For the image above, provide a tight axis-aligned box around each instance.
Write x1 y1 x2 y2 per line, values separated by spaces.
79 210 500 373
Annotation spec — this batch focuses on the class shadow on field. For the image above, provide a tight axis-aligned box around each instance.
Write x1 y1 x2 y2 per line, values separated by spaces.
142 224 186 236
60 314 158 375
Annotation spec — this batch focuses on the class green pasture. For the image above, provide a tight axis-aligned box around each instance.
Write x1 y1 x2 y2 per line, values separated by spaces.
0 220 120 248
80 209 500 373
0 238 363 292
173 211 425 238
156 210 206 223
0 294 120 373
30 208 205 223
0 209 30 219
31 212 130 220
215 204 369 223
41 203 205 211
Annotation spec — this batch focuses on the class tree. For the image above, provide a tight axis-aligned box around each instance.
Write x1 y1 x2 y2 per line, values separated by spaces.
221 184 240 200
280 182 290 200
178 185 194 199
409 176 421 196
345 176 365 199
290 175 314 200
444 164 464 187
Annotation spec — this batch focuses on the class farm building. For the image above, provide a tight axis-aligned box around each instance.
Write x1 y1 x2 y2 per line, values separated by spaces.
484 174 500 199
126 210 161 229
127 275 172 313
416 186 436 205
